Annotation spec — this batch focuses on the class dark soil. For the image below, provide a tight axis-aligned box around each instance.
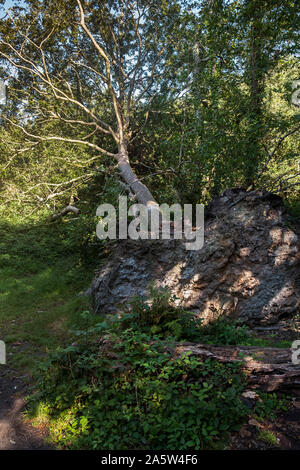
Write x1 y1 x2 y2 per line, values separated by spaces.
229 405 300 450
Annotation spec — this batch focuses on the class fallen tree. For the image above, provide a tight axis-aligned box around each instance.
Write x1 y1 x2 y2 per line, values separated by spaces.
0 0 181 209
174 343 300 395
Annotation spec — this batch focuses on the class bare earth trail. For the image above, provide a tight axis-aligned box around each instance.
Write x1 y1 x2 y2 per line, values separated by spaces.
0 367 53 450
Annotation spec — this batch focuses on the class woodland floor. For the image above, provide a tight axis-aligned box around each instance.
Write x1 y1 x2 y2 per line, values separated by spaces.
229 406 300 450
0 321 299 451
0 220 299 451
0 374 299 451
230 321 300 449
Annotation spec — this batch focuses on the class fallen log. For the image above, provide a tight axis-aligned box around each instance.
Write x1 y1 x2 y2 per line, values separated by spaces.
174 343 300 395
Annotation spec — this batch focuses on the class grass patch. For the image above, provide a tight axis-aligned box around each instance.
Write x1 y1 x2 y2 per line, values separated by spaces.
0 216 97 371
257 429 279 447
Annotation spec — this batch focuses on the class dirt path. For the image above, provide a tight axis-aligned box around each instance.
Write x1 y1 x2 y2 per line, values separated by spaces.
0 367 53 450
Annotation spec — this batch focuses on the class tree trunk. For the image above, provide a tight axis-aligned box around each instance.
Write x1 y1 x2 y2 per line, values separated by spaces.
174 343 300 395
116 149 159 208
245 8 265 187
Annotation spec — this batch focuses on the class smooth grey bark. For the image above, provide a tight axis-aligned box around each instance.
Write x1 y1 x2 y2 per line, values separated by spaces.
116 148 159 208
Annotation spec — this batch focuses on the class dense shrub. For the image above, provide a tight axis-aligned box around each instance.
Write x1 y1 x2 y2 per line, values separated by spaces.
31 316 247 450
195 317 251 346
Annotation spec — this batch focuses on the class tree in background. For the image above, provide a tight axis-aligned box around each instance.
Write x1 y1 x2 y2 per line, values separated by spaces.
0 0 299 217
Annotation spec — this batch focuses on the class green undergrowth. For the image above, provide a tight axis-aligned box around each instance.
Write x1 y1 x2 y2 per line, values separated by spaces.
254 392 290 420
27 286 292 450
28 315 248 450
117 285 291 348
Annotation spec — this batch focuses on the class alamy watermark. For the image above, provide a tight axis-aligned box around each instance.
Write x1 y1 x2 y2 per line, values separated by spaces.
292 80 300 106
291 340 300 365
0 80 6 106
0 340 6 365
96 196 204 250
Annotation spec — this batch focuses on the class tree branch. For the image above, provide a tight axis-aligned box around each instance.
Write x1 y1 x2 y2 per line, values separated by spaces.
4 117 116 157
